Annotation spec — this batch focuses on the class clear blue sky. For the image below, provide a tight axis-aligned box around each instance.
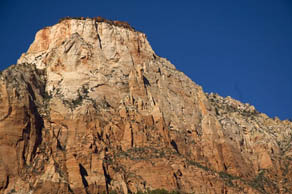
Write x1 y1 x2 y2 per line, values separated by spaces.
0 0 292 120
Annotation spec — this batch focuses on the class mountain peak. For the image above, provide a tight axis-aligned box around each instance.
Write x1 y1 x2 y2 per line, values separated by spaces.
0 17 292 194
19 16 154 69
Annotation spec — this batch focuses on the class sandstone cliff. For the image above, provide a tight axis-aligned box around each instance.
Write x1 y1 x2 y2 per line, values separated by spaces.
0 17 291 194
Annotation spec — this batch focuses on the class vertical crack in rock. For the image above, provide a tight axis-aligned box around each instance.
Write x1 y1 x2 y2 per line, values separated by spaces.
79 164 89 188
170 140 179 154
102 160 111 194
94 20 102 50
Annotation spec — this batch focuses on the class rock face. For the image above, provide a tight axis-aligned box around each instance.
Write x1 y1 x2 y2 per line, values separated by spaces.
0 17 292 194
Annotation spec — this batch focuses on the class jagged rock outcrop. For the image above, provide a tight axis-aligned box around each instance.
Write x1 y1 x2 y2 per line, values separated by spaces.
0 17 292 194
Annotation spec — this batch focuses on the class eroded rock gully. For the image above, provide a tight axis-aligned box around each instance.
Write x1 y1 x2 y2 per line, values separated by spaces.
0 17 291 194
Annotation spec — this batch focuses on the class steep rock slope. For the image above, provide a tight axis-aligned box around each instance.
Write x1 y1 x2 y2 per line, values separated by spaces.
0 17 291 194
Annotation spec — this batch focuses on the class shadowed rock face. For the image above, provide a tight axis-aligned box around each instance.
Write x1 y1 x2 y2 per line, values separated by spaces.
0 17 292 194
